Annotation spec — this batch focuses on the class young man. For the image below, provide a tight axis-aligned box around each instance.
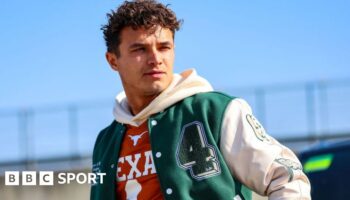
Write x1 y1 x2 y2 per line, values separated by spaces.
91 0 311 199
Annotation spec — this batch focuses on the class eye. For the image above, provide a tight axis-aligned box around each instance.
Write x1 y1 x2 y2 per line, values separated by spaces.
131 47 145 53
159 46 171 51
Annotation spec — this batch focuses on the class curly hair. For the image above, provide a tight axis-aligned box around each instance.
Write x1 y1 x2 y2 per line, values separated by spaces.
101 0 183 57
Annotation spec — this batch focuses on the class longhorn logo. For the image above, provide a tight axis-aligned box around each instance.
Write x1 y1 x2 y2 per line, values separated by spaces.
128 131 147 146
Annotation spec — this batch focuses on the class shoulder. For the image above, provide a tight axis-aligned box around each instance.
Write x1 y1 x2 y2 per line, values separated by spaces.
185 92 253 115
193 91 234 100
226 98 253 114
185 91 236 106
191 92 253 111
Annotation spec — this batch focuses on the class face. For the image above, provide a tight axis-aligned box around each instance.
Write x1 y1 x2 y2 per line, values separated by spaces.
106 26 175 99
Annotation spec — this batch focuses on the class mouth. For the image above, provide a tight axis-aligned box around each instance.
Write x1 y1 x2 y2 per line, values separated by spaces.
143 70 165 78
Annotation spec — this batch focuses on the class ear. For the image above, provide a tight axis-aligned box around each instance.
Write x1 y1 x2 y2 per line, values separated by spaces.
106 52 119 71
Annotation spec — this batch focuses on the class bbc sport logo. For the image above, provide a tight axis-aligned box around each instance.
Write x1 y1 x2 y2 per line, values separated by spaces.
5 171 106 186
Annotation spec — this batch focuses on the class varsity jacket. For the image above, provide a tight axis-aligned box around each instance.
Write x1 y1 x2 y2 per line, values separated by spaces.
91 69 311 200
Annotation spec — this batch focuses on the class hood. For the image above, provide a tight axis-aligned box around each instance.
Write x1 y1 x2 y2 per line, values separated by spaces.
113 69 213 126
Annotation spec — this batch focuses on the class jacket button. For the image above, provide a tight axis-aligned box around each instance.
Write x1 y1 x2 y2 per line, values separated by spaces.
155 152 162 158
151 120 157 126
166 188 173 195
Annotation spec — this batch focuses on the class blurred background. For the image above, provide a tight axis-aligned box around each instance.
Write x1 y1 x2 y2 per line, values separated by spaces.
1 0 349 199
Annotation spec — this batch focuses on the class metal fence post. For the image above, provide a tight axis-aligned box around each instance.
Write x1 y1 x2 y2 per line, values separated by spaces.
18 108 34 170
255 88 267 127
318 81 329 135
305 83 316 140
68 105 79 158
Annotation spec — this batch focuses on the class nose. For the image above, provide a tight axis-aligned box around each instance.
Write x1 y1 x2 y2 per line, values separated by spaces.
147 48 162 66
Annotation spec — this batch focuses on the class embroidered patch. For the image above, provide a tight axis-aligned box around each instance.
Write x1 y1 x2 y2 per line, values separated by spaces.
246 114 271 143
275 158 302 182
92 161 102 186
275 158 302 170
176 121 221 180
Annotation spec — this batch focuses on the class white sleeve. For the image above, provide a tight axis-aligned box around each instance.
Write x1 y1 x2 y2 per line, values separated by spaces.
219 98 311 200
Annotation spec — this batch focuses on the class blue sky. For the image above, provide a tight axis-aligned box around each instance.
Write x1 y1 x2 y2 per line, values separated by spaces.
0 0 350 162
0 0 349 109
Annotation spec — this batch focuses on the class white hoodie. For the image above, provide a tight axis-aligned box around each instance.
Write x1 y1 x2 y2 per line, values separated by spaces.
113 69 213 126
113 69 311 199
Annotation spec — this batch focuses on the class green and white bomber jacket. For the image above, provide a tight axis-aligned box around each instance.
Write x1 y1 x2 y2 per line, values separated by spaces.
91 92 311 200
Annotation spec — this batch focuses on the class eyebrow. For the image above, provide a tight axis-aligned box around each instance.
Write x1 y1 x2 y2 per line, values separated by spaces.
129 43 145 49
158 41 173 46
129 41 173 49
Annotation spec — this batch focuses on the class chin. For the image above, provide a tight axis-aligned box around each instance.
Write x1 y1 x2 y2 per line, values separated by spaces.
144 84 167 96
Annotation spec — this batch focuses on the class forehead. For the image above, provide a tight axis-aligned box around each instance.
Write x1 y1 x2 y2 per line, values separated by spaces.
119 26 174 45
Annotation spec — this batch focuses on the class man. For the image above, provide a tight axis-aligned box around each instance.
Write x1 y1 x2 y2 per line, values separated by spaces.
91 0 311 199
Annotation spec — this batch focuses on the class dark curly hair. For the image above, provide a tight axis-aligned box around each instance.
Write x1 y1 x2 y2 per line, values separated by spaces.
101 0 183 57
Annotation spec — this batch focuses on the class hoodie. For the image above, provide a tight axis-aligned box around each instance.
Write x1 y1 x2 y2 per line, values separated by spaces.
113 69 213 126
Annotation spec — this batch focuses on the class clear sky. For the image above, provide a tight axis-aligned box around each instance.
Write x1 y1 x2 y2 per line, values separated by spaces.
1 0 350 163
0 0 349 109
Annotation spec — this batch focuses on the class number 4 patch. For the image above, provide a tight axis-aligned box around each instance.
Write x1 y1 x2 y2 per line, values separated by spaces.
176 121 221 180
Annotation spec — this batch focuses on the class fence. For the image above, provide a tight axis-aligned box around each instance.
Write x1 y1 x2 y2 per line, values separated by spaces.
1 79 350 171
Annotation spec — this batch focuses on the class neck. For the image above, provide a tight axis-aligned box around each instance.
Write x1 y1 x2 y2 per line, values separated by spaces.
126 92 159 115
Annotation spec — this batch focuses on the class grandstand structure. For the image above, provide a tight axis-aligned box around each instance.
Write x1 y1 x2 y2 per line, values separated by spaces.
0 79 349 200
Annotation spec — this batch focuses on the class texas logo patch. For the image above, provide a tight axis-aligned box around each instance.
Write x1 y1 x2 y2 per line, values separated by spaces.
246 114 271 143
